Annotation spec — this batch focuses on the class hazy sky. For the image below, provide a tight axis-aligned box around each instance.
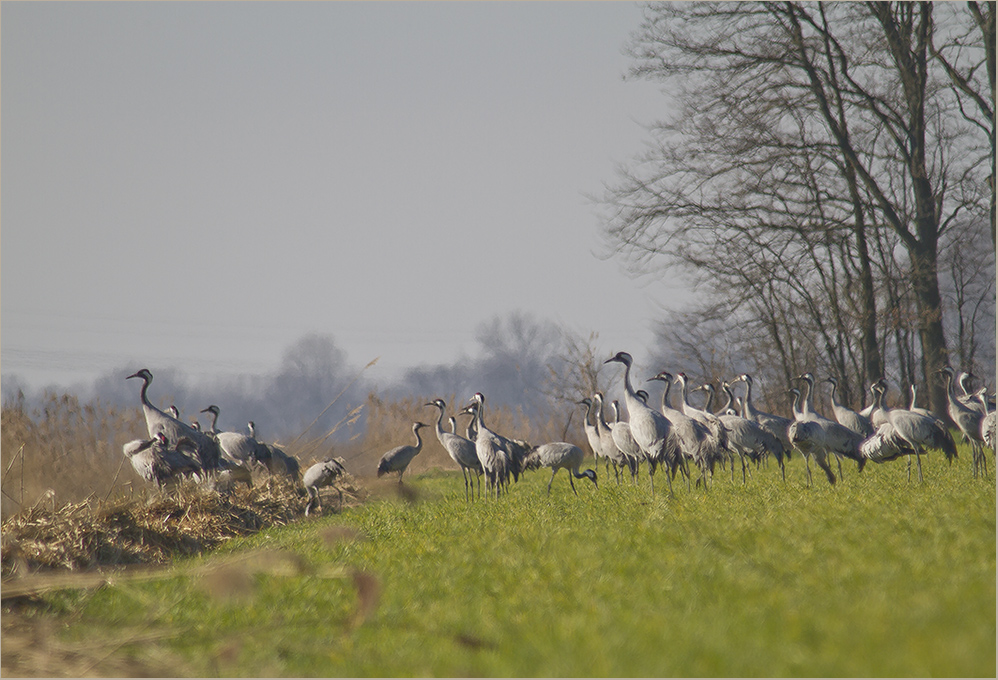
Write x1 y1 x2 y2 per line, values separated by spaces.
2 1 685 392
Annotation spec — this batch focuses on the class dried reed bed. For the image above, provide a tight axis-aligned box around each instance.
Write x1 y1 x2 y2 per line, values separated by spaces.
2 393 149 519
1 476 365 579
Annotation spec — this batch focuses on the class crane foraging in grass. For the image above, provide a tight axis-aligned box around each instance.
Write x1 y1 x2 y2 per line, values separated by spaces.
523 442 597 496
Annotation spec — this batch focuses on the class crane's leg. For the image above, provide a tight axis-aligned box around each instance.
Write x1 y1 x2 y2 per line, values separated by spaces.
915 447 923 483
647 460 657 496
548 469 557 495
779 455 786 484
804 455 813 487
836 454 844 482
741 451 748 485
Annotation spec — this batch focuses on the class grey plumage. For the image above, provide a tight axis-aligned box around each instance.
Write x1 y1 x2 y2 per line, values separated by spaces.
824 377 874 437
200 405 272 469
731 373 793 480
940 366 986 477
123 432 201 488
465 394 510 498
604 352 679 497
377 422 427 484
126 368 221 471
523 442 597 495
789 374 865 486
592 392 628 484
426 398 482 501
860 382 957 482
609 400 644 482
303 457 347 515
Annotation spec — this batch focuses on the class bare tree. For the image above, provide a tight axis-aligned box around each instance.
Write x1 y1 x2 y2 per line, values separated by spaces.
602 1 993 416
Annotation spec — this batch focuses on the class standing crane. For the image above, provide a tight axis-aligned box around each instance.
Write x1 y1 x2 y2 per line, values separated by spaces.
859 381 956 482
126 368 221 471
592 392 628 484
523 442 598 495
609 400 644 482
303 457 347 516
604 352 679 497
425 398 482 501
577 398 605 472
974 389 995 454
465 393 511 498
796 373 866 480
823 377 874 438
377 422 428 484
712 381 787 484
730 373 793 480
200 405 271 469
940 366 987 478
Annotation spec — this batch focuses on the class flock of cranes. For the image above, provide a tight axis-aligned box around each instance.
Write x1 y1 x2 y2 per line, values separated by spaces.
122 368 344 513
121 354 996 507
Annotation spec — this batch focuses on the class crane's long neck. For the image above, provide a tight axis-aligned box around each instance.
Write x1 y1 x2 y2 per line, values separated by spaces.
800 378 815 417
790 390 803 420
719 384 734 414
412 427 423 449
139 376 153 409
611 400 621 423
594 396 611 433
909 385 918 410
432 405 446 439
583 400 596 429
660 380 672 413
701 385 715 413
829 380 841 408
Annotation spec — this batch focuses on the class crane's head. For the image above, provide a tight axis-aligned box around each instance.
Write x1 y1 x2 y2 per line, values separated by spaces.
822 376 837 385
154 432 169 447
634 390 649 404
647 370 672 383
200 405 220 417
796 372 815 384
126 368 152 382
424 398 446 410
413 422 427 431
604 351 633 367
577 397 592 407
582 468 598 489
470 392 485 406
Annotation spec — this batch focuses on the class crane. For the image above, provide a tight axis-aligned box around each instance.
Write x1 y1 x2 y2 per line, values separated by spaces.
577 397 605 472
823 377 874 438
609 400 644 482
796 373 866 481
592 392 630 484
860 381 957 482
377 422 428 484
673 373 729 487
940 366 987 478
425 398 482 501
713 381 787 484
126 368 221 471
730 373 794 480
604 351 679 497
200 405 271 470
523 442 597 495
303 457 347 516
974 388 995 454
465 393 511 498
123 432 201 489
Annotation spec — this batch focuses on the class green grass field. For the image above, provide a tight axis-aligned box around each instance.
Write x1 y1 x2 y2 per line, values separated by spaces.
8 451 996 677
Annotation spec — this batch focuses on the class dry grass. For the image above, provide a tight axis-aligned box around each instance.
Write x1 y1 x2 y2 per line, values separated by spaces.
1 475 365 580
